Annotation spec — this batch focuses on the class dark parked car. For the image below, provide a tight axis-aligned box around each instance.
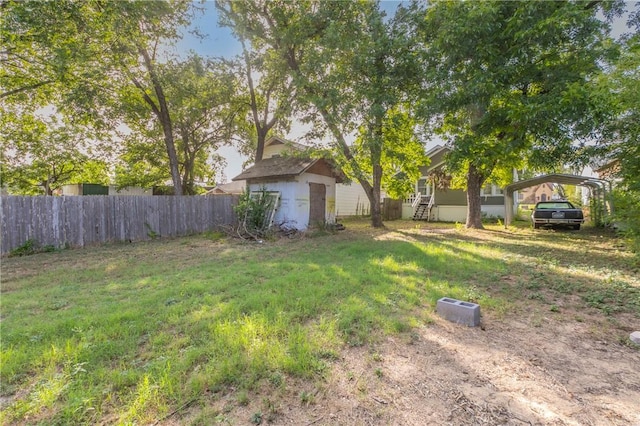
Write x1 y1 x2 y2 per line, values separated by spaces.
531 200 584 230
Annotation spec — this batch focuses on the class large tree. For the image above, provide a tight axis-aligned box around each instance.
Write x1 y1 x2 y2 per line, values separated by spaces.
236 41 295 162
116 55 245 194
0 111 108 195
413 0 618 228
217 0 427 227
2 0 197 195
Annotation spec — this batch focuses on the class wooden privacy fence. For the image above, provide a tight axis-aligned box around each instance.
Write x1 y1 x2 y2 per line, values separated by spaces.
382 198 403 221
1 195 239 255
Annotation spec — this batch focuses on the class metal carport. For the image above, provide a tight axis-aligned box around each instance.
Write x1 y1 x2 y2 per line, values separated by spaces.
504 173 613 227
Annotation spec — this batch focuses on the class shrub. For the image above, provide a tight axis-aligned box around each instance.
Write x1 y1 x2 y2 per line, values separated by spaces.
610 189 640 255
234 187 277 239
9 240 58 257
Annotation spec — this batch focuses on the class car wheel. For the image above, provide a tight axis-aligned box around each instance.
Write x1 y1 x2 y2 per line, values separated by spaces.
572 224 580 230
533 223 540 229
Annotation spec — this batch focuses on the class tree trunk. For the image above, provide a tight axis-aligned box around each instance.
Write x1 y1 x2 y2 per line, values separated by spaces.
43 179 53 196
465 164 485 229
138 46 183 195
370 164 384 227
255 128 267 162
182 154 197 195
369 114 384 228
159 118 183 195
243 40 268 163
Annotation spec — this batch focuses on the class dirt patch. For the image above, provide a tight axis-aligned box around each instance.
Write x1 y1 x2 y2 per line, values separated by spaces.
177 312 640 425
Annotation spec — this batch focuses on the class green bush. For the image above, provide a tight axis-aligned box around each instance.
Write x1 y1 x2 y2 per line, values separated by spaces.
9 239 58 257
234 187 277 239
9 239 37 257
610 189 640 254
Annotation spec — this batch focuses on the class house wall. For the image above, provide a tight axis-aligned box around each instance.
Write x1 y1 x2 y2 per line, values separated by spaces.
263 142 286 159
428 205 505 222
434 188 466 206
335 183 371 217
427 149 447 171
420 148 448 175
248 172 336 230
432 206 467 222
482 204 506 218
62 184 82 196
520 184 554 204
402 189 506 221
61 184 109 195
481 195 504 206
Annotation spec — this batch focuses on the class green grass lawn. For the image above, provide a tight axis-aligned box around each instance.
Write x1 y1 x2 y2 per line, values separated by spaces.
1 220 638 425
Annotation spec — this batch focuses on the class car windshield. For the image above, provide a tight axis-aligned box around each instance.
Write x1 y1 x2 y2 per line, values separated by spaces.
536 202 574 209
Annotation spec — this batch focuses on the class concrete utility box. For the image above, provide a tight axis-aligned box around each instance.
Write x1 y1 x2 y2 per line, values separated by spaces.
437 297 480 327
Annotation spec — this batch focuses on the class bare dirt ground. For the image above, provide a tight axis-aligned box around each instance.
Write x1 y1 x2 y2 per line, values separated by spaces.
181 310 639 426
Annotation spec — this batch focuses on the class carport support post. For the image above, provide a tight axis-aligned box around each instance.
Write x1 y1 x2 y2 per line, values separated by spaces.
504 190 514 228
607 181 614 216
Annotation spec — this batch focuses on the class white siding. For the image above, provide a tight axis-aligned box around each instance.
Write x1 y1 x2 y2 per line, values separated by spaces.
402 203 414 219
481 205 505 219
427 205 504 222
263 143 287 159
335 183 371 217
433 206 467 222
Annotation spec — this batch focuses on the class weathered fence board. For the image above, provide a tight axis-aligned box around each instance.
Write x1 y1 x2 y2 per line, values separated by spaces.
382 198 403 221
0 195 238 254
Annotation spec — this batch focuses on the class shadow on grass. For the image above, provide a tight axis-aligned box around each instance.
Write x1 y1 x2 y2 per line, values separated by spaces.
399 227 639 318
1 226 637 424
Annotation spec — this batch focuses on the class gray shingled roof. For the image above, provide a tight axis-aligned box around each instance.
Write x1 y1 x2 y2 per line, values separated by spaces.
232 156 320 181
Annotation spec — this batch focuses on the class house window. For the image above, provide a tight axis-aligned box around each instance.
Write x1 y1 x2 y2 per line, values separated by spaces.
417 178 431 196
481 184 504 196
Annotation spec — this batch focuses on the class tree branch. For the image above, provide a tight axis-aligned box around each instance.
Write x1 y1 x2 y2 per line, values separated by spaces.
0 80 55 99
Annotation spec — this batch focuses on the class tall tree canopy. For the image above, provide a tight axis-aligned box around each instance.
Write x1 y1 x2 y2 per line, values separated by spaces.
217 0 428 227
0 111 108 195
413 0 618 228
2 0 198 195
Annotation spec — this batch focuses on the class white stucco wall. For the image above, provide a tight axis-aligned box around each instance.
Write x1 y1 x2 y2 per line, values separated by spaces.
249 173 336 230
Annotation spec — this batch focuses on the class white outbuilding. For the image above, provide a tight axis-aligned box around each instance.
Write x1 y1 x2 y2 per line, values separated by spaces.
232 137 344 230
